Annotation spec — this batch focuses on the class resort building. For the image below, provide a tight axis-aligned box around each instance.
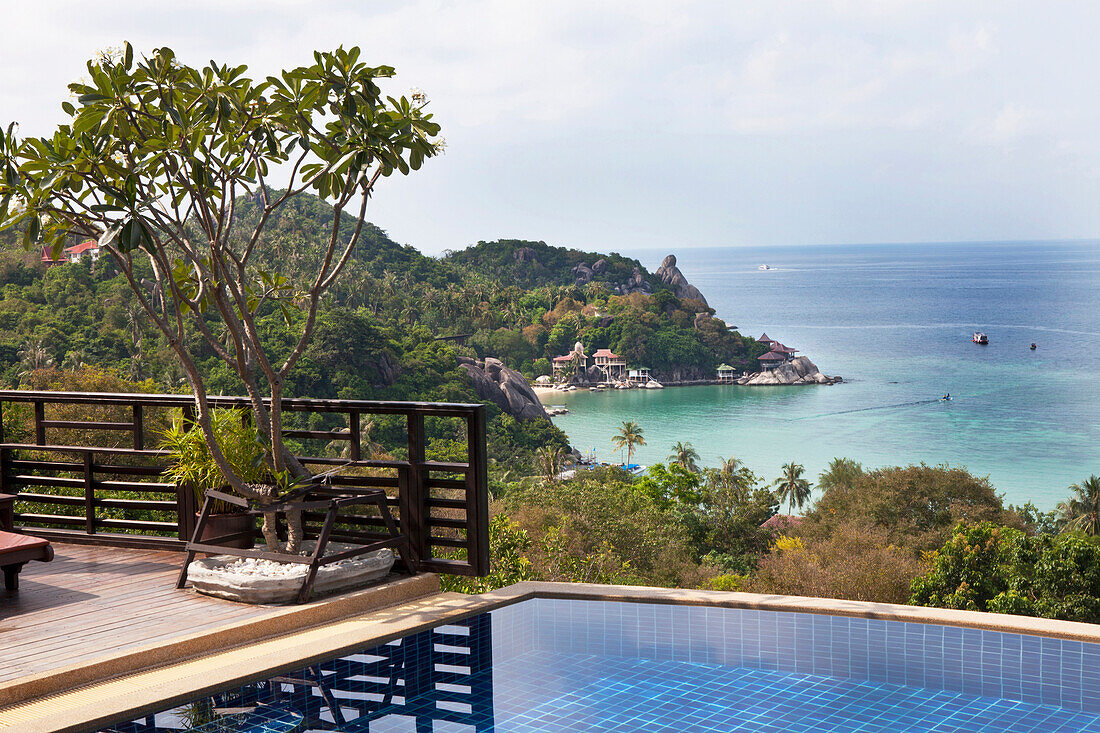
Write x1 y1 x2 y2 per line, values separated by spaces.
758 350 789 370
40 247 63 268
592 348 626 382
717 364 736 382
552 341 588 382
773 342 798 358
628 367 652 384
757 337 799 371
63 240 102 264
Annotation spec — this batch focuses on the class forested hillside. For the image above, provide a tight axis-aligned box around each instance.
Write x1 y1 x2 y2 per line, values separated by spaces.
0 193 767 465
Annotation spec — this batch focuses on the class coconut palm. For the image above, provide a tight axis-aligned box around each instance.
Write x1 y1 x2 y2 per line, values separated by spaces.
611 420 646 466
535 445 569 483
668 441 700 473
17 338 54 378
817 457 863 494
710 455 754 497
773 462 812 515
1061 475 1100 535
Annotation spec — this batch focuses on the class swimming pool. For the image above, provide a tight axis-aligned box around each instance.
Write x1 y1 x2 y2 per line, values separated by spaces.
99 597 1100 732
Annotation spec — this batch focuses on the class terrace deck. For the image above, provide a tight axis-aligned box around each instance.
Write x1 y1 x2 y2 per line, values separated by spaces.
0 544 270 684
0 542 438 704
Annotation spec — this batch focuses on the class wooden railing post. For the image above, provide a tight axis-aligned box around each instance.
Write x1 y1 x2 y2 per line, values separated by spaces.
132 404 144 450
349 411 361 462
177 482 197 542
83 451 95 534
466 405 490 576
403 411 427 565
34 400 45 445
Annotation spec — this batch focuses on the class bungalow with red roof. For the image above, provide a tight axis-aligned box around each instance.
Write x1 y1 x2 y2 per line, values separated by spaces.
592 348 626 382
552 341 588 382
63 240 101 264
758 350 789 370
41 247 64 268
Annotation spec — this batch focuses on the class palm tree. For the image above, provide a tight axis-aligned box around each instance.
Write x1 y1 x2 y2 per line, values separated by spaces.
535 445 569 483
1061 475 1100 535
773 462 812 515
668 441 700 473
611 420 646 466
718 455 743 480
17 338 54 378
817 457 863 493
710 455 754 498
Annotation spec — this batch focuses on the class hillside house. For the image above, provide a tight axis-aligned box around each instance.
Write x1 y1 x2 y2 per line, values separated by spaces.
592 348 626 382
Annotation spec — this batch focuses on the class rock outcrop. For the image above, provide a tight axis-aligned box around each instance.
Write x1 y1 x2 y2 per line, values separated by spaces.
513 246 539 264
655 254 708 307
570 259 652 296
738 356 840 386
459 357 549 421
571 262 594 284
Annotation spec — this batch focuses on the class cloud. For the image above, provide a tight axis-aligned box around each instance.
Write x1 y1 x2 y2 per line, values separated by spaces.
2 1 1099 250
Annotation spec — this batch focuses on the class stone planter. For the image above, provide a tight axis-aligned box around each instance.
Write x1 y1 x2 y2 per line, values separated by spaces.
187 542 395 604
197 511 255 549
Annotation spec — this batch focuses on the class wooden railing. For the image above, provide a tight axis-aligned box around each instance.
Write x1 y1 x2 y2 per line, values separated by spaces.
0 390 489 577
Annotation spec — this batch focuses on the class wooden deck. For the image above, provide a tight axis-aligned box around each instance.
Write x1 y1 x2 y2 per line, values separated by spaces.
0 543 273 684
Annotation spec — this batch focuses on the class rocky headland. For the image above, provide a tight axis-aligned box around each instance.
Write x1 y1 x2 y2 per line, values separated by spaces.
738 356 841 386
655 254 708 306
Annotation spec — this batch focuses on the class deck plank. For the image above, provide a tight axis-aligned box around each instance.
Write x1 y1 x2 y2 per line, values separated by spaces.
0 543 273 684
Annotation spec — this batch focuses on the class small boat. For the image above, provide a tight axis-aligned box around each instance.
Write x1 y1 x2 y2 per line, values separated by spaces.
972 332 988 345
1030 343 1037 350
758 264 773 271
940 394 952 402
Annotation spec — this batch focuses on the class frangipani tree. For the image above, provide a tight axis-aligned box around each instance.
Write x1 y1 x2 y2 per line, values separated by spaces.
0 44 440 552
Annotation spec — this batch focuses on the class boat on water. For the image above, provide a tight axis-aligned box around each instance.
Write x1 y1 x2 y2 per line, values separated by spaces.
1031 343 1037 350
972 332 988 345
940 394 952 401
758 264 773 271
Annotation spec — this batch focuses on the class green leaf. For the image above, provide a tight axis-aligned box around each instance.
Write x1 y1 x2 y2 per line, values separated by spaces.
78 93 109 104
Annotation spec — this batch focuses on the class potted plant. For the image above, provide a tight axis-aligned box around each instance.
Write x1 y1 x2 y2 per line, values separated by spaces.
161 409 271 549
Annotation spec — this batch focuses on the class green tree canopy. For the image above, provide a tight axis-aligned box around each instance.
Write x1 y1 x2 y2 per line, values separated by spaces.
910 522 1100 623
807 463 1020 553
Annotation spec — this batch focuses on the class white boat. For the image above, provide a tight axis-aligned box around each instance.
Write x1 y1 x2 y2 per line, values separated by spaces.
758 264 773 270
645 380 664 389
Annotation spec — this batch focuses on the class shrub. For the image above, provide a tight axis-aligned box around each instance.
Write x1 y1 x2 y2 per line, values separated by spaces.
749 522 925 604
910 522 1100 623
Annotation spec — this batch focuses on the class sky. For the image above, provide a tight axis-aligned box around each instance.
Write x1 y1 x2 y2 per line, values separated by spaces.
2 1 1099 255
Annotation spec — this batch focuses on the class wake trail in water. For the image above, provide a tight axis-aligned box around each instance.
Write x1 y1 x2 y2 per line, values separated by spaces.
791 398 946 421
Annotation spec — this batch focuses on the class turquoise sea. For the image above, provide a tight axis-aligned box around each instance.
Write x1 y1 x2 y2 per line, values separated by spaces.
545 241 1100 509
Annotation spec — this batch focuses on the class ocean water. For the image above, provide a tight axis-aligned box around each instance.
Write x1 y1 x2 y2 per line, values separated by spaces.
546 241 1100 509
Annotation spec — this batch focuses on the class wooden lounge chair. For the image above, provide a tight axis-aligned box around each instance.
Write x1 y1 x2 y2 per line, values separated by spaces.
0 530 53 591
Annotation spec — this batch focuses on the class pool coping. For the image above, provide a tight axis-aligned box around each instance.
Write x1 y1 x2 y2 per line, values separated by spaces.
6 581 1100 732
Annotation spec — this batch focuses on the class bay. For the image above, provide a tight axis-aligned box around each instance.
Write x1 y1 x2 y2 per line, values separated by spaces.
546 241 1100 509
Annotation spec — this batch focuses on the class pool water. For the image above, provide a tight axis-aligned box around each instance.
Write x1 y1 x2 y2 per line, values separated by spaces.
101 598 1100 732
